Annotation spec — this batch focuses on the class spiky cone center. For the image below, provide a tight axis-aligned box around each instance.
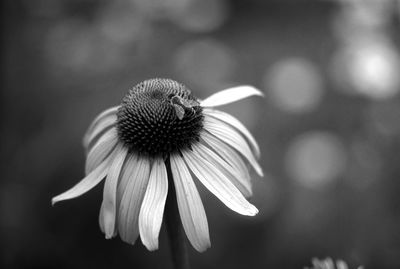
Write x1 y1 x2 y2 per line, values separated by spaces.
117 78 204 157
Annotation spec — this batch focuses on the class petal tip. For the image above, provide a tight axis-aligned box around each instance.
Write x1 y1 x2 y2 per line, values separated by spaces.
195 242 211 252
246 86 264 97
245 205 259 216
255 166 264 177
104 231 117 239
103 211 116 238
144 242 159 251
105 234 112 240
51 196 62 206
250 207 259 216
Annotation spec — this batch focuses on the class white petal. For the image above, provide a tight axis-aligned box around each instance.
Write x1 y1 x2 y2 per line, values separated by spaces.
118 154 151 244
85 115 117 153
193 142 252 198
203 116 264 177
84 115 118 154
203 108 261 158
86 106 119 134
85 128 118 175
139 158 168 251
182 149 258 216
52 157 110 205
99 202 105 233
200 86 264 107
170 154 210 252
83 106 119 148
101 143 128 239
201 131 251 184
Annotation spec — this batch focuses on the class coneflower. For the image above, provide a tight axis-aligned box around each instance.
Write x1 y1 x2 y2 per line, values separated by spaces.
52 78 263 256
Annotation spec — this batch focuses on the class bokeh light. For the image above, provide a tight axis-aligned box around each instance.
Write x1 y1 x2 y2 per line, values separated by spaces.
45 20 126 75
331 0 400 100
332 40 400 99
263 57 324 114
170 0 229 33
285 132 347 189
97 4 148 45
173 39 236 93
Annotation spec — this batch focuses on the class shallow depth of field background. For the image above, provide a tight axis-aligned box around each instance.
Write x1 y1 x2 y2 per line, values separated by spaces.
2 0 400 268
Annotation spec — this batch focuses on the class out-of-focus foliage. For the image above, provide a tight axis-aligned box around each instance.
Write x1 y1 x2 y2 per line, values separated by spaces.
2 0 400 268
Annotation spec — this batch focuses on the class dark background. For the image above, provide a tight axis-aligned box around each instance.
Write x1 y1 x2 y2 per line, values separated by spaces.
2 0 400 268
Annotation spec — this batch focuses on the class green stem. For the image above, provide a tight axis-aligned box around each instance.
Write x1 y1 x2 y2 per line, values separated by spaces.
165 158 190 269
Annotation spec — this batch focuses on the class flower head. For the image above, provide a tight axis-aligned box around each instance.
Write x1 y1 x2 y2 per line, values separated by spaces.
52 78 263 252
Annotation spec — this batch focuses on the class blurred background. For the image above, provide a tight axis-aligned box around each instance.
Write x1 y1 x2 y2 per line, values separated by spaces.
2 0 400 268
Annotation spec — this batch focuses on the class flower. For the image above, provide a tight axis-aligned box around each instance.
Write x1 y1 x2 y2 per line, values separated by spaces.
304 257 364 269
52 78 263 252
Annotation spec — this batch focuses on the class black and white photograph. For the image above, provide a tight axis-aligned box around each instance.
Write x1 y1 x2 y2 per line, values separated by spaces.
2 0 400 268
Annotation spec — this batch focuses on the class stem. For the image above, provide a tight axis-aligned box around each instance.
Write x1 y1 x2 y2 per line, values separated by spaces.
165 158 190 269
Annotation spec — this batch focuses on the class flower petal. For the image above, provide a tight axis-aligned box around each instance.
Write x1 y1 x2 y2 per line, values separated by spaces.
182 149 258 216
118 153 151 245
83 106 119 148
99 203 105 233
86 115 117 153
52 157 111 205
84 111 118 152
200 86 263 107
170 154 210 252
193 142 252 198
201 131 251 184
101 143 128 239
203 116 264 177
203 108 260 158
139 158 168 251
85 128 118 175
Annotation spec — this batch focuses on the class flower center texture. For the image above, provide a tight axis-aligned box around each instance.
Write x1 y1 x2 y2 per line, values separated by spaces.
117 78 204 157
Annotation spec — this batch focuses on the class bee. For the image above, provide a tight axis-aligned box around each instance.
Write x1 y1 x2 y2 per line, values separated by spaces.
170 95 199 120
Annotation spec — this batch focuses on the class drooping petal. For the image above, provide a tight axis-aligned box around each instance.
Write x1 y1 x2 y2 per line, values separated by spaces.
170 154 210 252
84 112 118 153
200 86 263 107
203 108 260 158
182 149 258 216
52 157 111 205
101 143 128 239
203 116 264 177
85 106 119 135
85 128 118 175
86 115 117 153
118 153 151 245
201 131 251 184
193 142 252 198
99 202 105 233
139 158 168 251
83 106 119 148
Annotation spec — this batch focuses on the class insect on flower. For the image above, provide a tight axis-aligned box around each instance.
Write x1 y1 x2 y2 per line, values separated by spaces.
170 94 200 120
52 78 264 252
